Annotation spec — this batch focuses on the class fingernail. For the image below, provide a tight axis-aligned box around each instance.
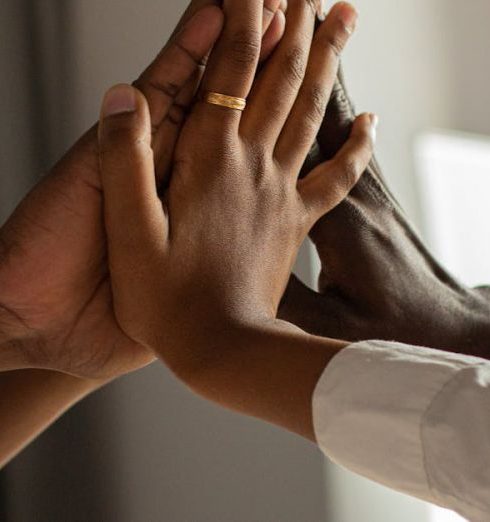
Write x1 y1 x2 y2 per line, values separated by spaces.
101 84 136 118
315 0 328 20
370 113 379 141
336 2 358 34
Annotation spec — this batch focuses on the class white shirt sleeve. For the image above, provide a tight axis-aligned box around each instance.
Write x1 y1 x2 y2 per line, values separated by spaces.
312 340 490 522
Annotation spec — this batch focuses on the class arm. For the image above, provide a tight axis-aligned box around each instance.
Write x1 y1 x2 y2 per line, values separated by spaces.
281 66 490 359
96 4 490 518
174 320 348 441
0 370 105 468
313 340 490 521
96 1 370 439
0 301 105 468
0 0 285 467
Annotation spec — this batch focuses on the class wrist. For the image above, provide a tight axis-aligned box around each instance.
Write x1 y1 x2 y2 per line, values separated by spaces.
456 287 490 359
0 305 32 371
176 317 348 441
156 299 277 373
385 286 490 360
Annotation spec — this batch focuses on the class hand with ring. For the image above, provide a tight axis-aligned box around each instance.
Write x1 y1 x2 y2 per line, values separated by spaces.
0 0 286 467
98 0 376 439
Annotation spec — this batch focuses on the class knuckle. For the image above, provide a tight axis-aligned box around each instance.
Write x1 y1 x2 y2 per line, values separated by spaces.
338 157 360 192
247 145 270 187
282 46 306 89
165 102 188 128
304 83 329 125
309 84 329 114
135 74 180 101
148 78 180 99
323 30 346 59
229 28 261 67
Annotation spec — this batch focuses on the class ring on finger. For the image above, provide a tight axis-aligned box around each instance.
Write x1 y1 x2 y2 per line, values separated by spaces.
203 92 247 112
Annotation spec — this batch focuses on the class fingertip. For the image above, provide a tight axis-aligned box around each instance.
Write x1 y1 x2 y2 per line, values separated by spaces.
353 112 378 145
101 84 137 119
369 113 379 144
202 4 225 34
329 2 358 34
100 84 151 121
185 5 225 43
365 112 378 144
98 84 152 151
314 2 357 60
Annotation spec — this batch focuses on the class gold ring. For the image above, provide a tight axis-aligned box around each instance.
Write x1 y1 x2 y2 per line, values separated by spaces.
204 92 247 112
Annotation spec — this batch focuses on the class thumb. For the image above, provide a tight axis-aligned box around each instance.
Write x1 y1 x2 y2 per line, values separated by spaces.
299 113 377 224
98 84 168 280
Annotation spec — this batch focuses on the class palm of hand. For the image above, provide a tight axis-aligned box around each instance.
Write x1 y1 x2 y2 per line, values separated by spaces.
0 130 153 378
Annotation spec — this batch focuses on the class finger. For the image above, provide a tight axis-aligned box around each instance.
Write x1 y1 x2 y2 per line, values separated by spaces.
152 2 283 183
260 9 286 61
153 74 200 185
196 0 263 125
275 2 357 171
263 0 282 34
134 6 224 141
241 0 316 142
169 0 220 39
299 113 377 223
98 85 168 275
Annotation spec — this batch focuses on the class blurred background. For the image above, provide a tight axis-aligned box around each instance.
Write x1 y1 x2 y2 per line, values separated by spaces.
1 1 490 520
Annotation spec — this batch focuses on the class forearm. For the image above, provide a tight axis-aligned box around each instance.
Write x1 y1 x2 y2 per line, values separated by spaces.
0 370 106 468
168 319 348 442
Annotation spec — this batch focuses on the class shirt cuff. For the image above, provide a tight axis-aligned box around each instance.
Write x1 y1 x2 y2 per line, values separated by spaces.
312 340 486 510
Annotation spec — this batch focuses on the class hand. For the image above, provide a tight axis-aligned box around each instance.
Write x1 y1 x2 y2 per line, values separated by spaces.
98 1 375 436
280 68 490 358
0 0 288 378
0 2 233 378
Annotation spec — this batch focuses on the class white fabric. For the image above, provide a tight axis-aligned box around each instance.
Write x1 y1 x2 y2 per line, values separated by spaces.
312 340 490 522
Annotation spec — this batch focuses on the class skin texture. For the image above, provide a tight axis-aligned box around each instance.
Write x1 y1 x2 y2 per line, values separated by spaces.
0 0 284 379
0 0 284 468
99 1 375 440
280 67 490 359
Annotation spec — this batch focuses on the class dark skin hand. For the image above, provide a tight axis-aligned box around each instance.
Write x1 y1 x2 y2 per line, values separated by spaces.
280 67 490 359
0 0 284 378
0 0 287 468
98 1 374 440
